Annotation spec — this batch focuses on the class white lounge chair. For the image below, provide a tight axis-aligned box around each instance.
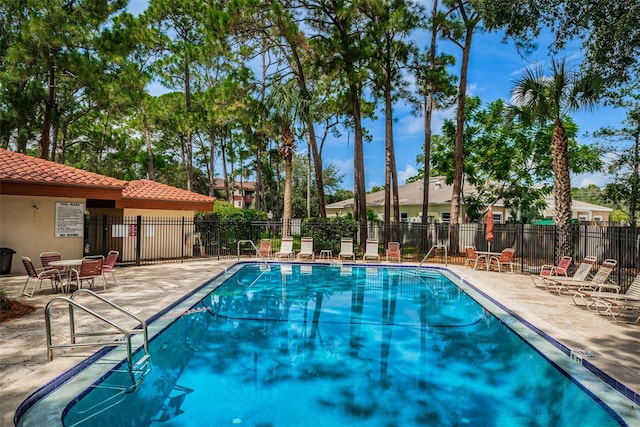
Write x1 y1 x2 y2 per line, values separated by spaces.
546 259 617 295
296 237 315 261
274 237 294 260
572 273 640 311
362 239 380 262
338 238 355 261
534 255 596 290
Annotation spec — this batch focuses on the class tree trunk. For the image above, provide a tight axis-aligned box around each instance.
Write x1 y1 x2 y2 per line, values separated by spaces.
141 102 155 181
421 0 439 251
350 82 368 248
450 23 474 254
281 127 295 237
552 119 573 259
40 57 56 160
184 60 193 192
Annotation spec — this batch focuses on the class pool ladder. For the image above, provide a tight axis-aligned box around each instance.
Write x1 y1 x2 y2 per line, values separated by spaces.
416 245 448 273
45 289 150 392
237 239 269 268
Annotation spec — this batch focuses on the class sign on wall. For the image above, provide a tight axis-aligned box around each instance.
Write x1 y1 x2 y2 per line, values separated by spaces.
55 202 85 238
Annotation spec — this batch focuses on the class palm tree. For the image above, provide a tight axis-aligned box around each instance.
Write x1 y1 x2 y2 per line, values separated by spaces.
267 80 304 237
511 58 602 259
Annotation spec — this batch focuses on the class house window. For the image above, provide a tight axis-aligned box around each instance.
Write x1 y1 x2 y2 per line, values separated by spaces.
594 216 603 222
400 212 408 222
493 213 503 224
441 212 450 223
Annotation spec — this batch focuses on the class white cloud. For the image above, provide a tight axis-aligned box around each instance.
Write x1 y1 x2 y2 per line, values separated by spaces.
398 165 418 184
573 172 612 188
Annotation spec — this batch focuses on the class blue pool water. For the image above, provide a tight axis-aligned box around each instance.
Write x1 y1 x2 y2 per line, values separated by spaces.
17 263 636 426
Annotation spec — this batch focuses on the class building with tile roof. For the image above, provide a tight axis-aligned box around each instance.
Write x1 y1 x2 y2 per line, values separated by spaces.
0 149 215 275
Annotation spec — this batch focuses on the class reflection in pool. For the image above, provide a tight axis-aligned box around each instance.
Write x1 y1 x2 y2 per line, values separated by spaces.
18 264 632 426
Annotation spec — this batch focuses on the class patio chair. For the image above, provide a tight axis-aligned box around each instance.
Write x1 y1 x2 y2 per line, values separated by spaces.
21 256 64 297
571 272 640 311
386 241 401 263
539 256 572 277
362 239 380 262
69 257 104 291
102 250 119 287
546 259 617 295
256 239 272 259
488 248 515 273
274 237 294 260
296 237 315 261
40 251 67 279
338 238 355 261
464 246 486 269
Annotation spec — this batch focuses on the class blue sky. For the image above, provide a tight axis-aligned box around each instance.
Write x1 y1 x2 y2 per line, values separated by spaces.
128 0 626 192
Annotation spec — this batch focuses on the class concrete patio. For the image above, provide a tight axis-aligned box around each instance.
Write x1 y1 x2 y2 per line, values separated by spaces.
1 259 639 426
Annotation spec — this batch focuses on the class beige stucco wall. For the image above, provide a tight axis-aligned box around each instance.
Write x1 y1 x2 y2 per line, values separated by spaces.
0 195 85 275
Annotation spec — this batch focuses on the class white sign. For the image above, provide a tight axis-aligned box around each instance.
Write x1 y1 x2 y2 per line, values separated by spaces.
55 202 85 238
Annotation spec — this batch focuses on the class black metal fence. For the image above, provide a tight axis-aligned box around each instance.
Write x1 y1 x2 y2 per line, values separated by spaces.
85 215 640 291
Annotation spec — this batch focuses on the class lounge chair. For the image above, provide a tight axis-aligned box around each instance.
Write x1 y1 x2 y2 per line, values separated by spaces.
274 236 294 260
488 248 515 273
386 241 401 263
102 250 119 287
296 237 315 261
362 239 380 262
69 256 105 291
464 246 486 269
572 273 640 312
256 239 272 259
338 238 355 261
545 259 617 295
533 255 596 290
539 256 572 277
21 256 64 297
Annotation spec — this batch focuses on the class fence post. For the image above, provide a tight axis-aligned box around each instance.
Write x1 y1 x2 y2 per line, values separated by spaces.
101 215 108 255
181 217 185 261
136 215 142 266
520 221 525 273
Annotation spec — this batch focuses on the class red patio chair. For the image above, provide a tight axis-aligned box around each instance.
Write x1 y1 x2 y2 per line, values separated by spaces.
21 256 64 297
69 257 104 291
102 250 119 288
488 248 515 273
464 246 486 269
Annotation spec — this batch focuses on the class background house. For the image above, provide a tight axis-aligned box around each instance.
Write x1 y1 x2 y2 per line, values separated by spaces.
325 177 612 225
0 149 215 275
213 178 255 209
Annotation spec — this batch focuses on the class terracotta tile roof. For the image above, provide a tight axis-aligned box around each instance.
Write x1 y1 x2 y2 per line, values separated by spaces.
123 179 215 203
0 148 126 188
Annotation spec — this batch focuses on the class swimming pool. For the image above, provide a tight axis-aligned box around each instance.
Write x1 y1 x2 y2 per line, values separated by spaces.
15 263 639 426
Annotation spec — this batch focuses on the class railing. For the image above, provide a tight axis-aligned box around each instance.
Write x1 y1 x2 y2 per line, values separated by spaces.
84 215 640 292
45 289 150 392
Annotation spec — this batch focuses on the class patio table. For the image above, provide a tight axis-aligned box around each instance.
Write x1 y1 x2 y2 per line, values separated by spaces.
49 259 83 291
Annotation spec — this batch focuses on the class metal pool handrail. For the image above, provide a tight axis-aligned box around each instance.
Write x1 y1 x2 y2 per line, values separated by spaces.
237 239 269 267
416 245 448 273
45 289 150 392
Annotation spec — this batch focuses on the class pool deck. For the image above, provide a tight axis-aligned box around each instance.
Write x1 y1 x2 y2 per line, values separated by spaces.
1 259 639 425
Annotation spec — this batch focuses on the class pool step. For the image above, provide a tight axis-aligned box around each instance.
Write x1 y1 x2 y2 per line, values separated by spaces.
128 354 151 392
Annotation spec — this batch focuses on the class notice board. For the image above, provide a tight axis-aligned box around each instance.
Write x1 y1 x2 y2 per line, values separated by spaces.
55 202 84 237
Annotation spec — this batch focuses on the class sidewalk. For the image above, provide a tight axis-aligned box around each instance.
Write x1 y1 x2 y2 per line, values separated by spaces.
1 260 639 426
